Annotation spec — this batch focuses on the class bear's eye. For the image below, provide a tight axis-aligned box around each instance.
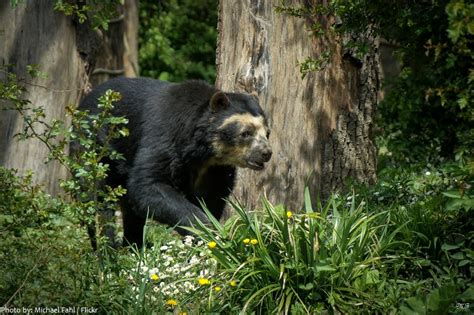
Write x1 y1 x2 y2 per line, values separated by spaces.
266 130 270 138
240 130 253 138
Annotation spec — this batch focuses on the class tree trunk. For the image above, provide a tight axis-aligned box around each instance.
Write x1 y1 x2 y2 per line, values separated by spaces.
123 0 140 77
0 0 138 195
216 0 378 211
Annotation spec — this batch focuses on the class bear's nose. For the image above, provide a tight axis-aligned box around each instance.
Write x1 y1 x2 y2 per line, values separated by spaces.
262 148 272 162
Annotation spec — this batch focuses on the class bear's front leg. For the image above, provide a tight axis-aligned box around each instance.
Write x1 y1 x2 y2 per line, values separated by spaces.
125 148 209 246
127 179 209 228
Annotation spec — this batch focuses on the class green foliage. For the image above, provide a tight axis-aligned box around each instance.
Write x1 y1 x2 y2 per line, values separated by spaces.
185 194 404 313
0 169 143 310
342 0 473 162
10 0 122 30
64 90 128 231
311 4 474 281
1 67 128 247
0 167 87 306
138 0 218 82
9 0 24 7
277 0 473 162
1 167 472 313
0 168 62 238
353 160 474 314
53 0 123 30
298 52 331 79
0 67 133 308
180 161 472 313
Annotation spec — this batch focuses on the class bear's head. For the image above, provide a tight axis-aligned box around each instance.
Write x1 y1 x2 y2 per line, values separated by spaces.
209 91 272 170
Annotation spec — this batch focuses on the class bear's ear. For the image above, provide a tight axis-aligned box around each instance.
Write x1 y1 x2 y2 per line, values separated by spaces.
210 91 230 113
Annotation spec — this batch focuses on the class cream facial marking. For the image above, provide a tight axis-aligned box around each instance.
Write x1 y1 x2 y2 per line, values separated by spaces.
219 113 267 137
212 112 272 170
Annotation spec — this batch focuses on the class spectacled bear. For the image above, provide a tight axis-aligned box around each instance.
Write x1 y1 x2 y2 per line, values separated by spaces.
78 77 272 247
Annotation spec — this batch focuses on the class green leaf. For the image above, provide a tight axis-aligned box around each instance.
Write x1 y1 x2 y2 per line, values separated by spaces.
304 187 313 213
427 284 458 313
315 264 336 272
442 190 462 199
365 269 380 284
459 285 474 301
298 283 314 290
10 0 25 7
118 128 129 137
458 259 470 267
441 243 460 251
467 21 474 35
446 198 474 211
451 252 465 260
401 296 426 315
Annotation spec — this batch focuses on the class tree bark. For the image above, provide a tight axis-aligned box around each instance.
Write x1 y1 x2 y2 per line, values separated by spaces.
0 1 87 195
0 0 138 195
216 0 378 211
123 0 139 77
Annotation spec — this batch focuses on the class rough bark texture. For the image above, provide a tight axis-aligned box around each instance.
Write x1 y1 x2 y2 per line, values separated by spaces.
0 0 138 195
123 0 139 77
216 0 378 210
0 0 88 195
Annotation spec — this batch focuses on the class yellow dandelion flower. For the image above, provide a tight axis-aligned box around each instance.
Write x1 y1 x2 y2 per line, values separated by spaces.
198 277 210 285
250 239 258 245
243 238 250 244
229 280 237 287
166 299 177 307
286 211 293 218
150 273 159 281
214 286 221 292
208 241 217 249
179 312 188 315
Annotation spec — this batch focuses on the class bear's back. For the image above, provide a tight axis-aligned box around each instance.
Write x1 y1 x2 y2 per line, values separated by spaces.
79 77 171 158
78 77 217 180
80 77 169 116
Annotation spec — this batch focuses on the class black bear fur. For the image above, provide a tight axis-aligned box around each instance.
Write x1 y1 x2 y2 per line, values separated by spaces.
78 77 271 247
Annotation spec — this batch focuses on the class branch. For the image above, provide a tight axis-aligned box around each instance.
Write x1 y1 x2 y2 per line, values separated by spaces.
92 68 125 76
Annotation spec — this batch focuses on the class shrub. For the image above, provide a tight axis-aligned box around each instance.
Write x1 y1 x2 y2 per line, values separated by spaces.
355 161 473 314
1 67 129 249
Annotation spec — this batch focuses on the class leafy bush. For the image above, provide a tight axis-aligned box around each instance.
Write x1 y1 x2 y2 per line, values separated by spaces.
354 161 474 314
370 0 472 163
1 68 129 249
1 67 132 308
65 90 128 247
0 168 62 234
0 167 88 306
